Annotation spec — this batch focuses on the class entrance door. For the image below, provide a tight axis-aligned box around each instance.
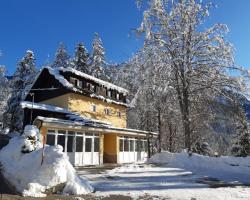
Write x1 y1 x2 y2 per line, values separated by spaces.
84 133 100 165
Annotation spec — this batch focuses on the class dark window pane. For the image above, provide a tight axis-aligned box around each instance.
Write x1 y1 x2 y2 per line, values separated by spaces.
46 134 55 146
119 139 123 152
67 136 74 152
85 133 93 136
124 139 129 152
94 138 99 152
130 140 134 152
57 135 65 152
76 136 83 152
85 138 92 152
143 141 147 152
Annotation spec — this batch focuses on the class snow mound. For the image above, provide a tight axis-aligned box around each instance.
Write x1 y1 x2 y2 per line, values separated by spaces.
0 136 94 197
149 151 250 184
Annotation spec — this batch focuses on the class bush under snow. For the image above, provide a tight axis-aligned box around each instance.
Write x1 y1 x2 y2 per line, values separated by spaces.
0 127 94 197
149 150 250 185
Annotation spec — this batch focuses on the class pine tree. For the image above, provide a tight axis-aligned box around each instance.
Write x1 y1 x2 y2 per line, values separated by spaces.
231 111 250 157
73 43 90 73
4 50 36 132
90 33 107 80
0 66 10 128
51 43 70 68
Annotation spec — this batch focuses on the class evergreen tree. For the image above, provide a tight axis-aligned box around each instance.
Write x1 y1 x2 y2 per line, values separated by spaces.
231 113 250 157
0 66 10 128
73 43 90 73
51 43 70 68
4 50 36 132
90 33 107 80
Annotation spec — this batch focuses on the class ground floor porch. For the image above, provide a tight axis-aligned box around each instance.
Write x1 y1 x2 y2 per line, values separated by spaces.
34 116 156 166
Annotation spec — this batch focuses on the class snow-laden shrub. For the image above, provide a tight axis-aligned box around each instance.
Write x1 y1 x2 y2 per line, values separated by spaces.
21 125 42 153
0 133 94 197
192 141 213 156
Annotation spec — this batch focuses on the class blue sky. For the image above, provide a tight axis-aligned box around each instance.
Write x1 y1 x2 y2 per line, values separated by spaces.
0 0 249 75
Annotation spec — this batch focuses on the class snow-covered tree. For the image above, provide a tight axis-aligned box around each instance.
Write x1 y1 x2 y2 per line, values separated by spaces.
73 43 90 73
4 50 36 132
136 0 248 151
231 106 250 157
90 33 107 80
51 43 70 68
0 66 10 128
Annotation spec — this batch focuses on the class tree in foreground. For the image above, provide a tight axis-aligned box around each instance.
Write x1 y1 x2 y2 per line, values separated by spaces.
51 43 70 68
129 0 249 152
4 50 36 132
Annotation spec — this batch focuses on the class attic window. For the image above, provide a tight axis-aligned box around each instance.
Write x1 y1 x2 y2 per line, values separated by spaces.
107 90 111 97
70 77 82 88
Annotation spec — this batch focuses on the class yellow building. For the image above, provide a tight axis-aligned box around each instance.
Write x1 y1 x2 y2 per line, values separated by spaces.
23 66 157 166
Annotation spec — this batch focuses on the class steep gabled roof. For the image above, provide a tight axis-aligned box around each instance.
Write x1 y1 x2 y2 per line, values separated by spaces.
24 66 129 107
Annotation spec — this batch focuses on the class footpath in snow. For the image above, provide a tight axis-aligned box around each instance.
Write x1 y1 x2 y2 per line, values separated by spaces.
78 151 250 200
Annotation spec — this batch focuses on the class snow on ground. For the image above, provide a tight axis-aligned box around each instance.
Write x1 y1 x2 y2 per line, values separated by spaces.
0 128 93 197
77 152 250 200
149 151 250 185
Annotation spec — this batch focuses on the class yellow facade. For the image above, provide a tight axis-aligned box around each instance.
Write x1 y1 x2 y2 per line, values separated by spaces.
41 94 70 109
103 133 117 163
41 93 127 128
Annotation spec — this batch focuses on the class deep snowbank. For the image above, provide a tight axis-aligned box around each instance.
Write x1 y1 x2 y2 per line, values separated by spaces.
0 136 94 197
149 151 250 184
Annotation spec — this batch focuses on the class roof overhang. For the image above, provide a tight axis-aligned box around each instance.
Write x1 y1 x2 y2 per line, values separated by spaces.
34 116 158 138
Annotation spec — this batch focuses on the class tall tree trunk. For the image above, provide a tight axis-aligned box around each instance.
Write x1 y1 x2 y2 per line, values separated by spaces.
157 108 162 153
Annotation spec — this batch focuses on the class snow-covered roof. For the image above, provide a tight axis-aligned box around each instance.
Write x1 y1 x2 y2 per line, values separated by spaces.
42 66 129 107
20 101 110 127
35 116 110 128
34 116 158 137
57 67 128 95
20 101 72 114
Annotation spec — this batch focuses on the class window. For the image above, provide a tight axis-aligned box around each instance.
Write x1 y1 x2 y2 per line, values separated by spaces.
57 134 65 152
85 138 92 152
107 90 111 97
119 138 124 151
116 93 120 100
117 111 121 118
94 138 99 152
91 105 97 112
46 134 55 146
75 135 83 152
70 77 81 88
104 108 111 115
67 131 75 152
124 138 129 152
129 139 135 152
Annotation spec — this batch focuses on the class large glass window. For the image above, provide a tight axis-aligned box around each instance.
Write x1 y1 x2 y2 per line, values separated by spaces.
75 136 83 152
57 135 65 152
85 138 92 152
46 134 55 146
94 138 99 152
124 138 129 152
67 132 75 152
129 139 134 152
119 139 124 151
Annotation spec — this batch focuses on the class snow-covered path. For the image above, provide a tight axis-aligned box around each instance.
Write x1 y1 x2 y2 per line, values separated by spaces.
77 163 250 200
